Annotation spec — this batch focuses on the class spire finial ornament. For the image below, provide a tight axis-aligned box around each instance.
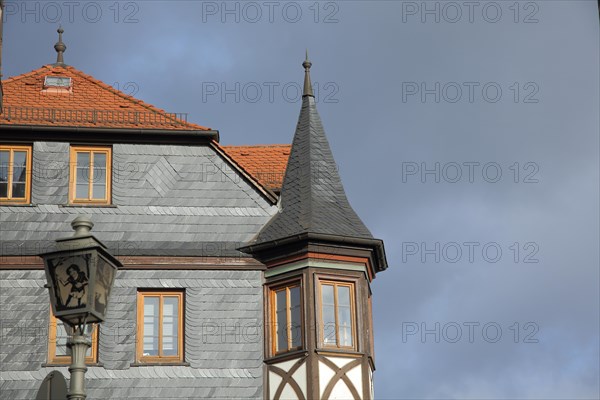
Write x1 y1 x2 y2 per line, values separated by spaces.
302 50 314 97
54 26 67 66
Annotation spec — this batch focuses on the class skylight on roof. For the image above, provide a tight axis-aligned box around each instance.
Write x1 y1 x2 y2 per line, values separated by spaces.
44 76 71 88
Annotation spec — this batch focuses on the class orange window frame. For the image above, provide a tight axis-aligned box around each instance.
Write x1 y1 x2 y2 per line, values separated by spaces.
69 146 112 204
0 145 32 204
136 291 184 363
48 309 98 364
269 282 303 356
318 279 357 350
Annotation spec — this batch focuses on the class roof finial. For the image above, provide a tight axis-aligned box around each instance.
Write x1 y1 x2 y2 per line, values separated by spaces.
54 26 67 66
302 49 314 98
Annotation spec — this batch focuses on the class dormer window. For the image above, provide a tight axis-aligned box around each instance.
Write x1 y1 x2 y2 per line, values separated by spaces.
44 76 71 89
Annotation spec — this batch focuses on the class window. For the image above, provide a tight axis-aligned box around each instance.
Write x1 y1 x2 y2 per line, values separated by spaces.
319 280 356 349
269 282 303 355
44 76 72 88
136 291 184 363
69 146 111 204
0 145 32 204
48 310 98 364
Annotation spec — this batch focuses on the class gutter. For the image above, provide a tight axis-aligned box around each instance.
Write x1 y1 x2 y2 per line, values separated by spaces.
0 124 220 142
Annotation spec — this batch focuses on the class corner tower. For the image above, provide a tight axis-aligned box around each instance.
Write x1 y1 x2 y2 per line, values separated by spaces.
241 54 388 400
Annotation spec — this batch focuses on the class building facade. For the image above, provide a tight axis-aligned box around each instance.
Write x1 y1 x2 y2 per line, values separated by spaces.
0 33 387 399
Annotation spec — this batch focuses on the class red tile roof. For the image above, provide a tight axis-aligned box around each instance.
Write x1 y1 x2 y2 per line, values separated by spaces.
221 144 291 192
0 64 210 131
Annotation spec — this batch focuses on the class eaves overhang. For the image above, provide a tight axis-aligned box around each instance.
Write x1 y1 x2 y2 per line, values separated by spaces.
239 231 388 274
0 124 220 144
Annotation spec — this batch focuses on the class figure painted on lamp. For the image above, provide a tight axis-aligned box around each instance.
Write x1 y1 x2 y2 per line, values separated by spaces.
59 264 88 308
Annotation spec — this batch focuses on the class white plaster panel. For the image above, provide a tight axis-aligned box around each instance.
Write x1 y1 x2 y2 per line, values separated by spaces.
291 361 307 397
328 356 353 369
319 361 335 398
329 379 354 400
273 359 298 373
269 371 282 400
347 365 363 398
280 383 299 400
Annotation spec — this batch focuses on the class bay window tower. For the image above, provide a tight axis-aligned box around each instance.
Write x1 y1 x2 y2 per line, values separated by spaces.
241 55 388 400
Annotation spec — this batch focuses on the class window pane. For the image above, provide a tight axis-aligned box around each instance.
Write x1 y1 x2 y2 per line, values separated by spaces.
143 297 159 356
55 320 93 357
56 321 69 356
0 151 8 180
337 286 353 346
162 297 179 356
321 284 336 345
338 286 351 307
92 182 106 199
275 290 287 351
92 153 107 199
1 151 9 198
12 151 27 183
75 152 90 199
289 286 302 348
338 306 353 347
12 183 26 199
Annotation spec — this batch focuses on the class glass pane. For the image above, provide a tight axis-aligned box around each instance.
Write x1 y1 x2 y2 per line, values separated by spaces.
56 321 70 356
162 297 179 356
12 183 25 199
275 290 287 351
92 153 107 199
55 320 92 357
289 287 302 348
322 284 336 345
143 297 159 356
92 182 106 199
12 151 27 183
1 151 9 197
75 152 90 199
338 286 351 307
0 151 8 182
338 305 353 347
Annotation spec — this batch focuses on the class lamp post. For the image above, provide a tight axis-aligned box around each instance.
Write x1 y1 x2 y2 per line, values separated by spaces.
40 216 122 400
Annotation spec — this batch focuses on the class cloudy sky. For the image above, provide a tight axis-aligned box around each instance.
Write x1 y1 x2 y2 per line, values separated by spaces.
3 1 599 398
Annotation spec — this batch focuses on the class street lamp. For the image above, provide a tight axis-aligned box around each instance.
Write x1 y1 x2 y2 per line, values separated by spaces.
40 216 122 400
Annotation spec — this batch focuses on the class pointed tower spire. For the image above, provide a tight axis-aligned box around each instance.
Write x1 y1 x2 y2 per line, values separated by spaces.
302 49 314 97
54 27 67 66
241 56 387 274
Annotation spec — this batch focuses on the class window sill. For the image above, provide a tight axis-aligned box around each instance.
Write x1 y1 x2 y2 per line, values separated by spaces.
130 361 190 367
42 362 103 368
264 349 308 364
61 204 117 208
315 348 364 358
0 202 33 207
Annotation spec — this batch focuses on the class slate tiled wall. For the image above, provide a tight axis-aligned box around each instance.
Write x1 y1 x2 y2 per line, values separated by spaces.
0 142 277 257
0 269 264 399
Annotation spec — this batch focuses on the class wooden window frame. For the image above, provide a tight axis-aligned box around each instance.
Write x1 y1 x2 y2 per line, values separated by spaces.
48 309 98 364
269 280 304 356
69 146 112 205
317 278 357 351
136 290 184 364
0 144 32 204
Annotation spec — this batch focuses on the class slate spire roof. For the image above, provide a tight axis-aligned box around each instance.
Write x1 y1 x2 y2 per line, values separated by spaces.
247 55 375 247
